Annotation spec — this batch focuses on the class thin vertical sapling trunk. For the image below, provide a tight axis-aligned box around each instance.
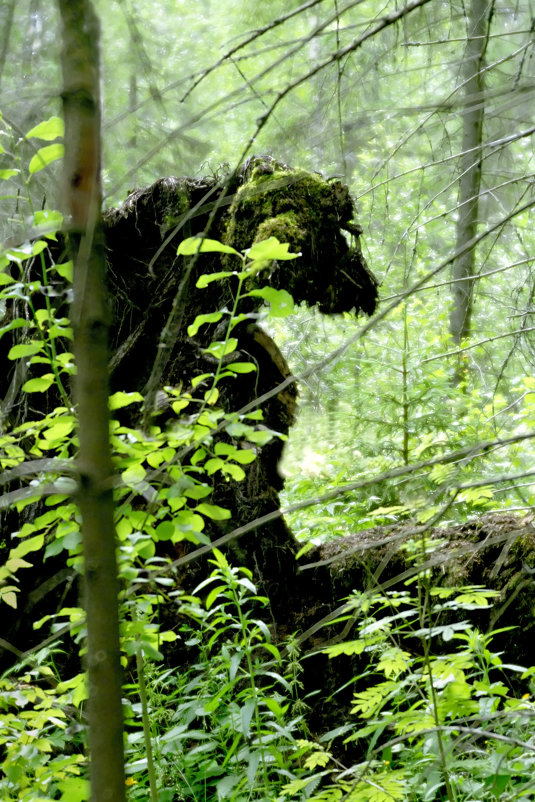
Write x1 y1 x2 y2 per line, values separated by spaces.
58 1 125 799
449 0 493 358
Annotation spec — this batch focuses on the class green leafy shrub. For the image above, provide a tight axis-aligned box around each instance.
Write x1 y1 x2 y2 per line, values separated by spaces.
281 543 535 802
124 549 306 801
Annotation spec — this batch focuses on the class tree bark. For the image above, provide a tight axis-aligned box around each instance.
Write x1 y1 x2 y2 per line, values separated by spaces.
58 2 125 799
449 0 493 354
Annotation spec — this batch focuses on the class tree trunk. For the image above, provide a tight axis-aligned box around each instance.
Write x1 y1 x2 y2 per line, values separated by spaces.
449 0 493 354
58 2 125 799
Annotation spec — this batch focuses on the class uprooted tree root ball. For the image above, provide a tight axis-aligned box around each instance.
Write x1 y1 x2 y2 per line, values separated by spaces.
0 156 377 661
5 159 535 742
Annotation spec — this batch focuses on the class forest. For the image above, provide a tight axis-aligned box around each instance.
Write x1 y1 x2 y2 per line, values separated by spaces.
1 0 535 800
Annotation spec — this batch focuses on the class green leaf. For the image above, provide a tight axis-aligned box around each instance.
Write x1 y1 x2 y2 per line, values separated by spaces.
221 463 245 481
22 374 54 392
205 585 225 609
1 591 18 608
8 341 43 360
247 429 274 446
42 417 76 441
175 509 205 533
214 442 237 457
154 521 176 541
204 387 219 405
26 116 64 141
178 236 240 256
247 237 300 261
11 534 45 559
226 361 257 373
303 750 331 770
121 463 146 484
6 556 32 572
6 240 47 263
196 503 231 520
183 485 212 500
54 261 73 282
324 640 367 658
231 449 256 465
187 311 223 337
247 286 294 317
196 270 235 288
203 338 237 359
33 209 63 239
0 271 15 285
225 421 252 437
29 143 64 174
109 391 144 410
191 372 213 388
56 777 90 802
205 457 224 475
0 169 18 180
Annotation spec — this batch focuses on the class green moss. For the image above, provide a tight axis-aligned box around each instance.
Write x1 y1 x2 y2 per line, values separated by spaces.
224 165 339 255
162 184 192 233
254 210 304 245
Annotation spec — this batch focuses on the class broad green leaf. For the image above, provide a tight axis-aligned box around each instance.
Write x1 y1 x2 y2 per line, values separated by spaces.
0 169 18 180
247 429 274 446
225 421 252 437
6 556 32 572
231 448 256 464
247 286 294 317
196 503 231 520
183 485 212 500
205 457 224 475
121 463 146 484
109 391 144 410
187 311 223 336
54 260 73 282
42 417 75 441
178 236 240 256
191 373 212 388
11 533 45 558
191 447 207 465
7 239 47 262
196 270 235 288
203 338 237 359
204 387 219 405
0 272 14 285
154 521 176 541
8 341 43 360
245 409 263 420
171 398 189 414
214 442 237 456
33 209 63 239
226 361 256 373
22 374 54 392
56 777 90 802
1 591 18 608
26 116 64 141
247 237 300 261
175 509 204 533
29 143 65 174
221 463 245 481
